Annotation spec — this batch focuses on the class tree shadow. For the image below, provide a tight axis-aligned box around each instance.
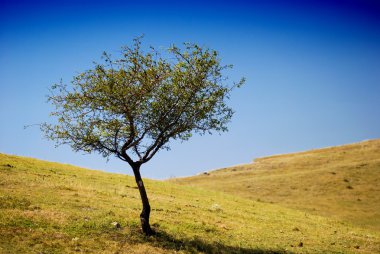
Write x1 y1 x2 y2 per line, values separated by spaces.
136 228 293 254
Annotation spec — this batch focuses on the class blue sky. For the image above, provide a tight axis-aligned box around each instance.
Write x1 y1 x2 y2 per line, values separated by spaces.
1 0 379 179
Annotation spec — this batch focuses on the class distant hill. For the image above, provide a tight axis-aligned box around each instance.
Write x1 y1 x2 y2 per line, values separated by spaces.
171 139 380 232
1 148 379 253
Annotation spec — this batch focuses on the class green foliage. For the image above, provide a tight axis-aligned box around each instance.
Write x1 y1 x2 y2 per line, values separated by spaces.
41 37 244 165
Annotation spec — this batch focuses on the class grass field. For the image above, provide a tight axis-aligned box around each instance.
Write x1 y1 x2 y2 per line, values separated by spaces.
172 139 380 232
1 141 380 253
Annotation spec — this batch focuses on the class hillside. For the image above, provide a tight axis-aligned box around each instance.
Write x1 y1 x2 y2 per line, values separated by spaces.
171 139 380 232
1 153 379 253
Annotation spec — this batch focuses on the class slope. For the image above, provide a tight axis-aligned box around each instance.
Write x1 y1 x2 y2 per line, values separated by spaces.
1 153 379 253
172 139 380 232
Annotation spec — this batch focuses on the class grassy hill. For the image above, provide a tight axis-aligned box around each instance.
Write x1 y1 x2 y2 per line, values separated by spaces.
171 139 380 232
1 152 379 253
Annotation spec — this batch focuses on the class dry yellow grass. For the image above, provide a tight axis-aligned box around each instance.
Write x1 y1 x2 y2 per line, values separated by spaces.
1 142 380 253
172 139 380 231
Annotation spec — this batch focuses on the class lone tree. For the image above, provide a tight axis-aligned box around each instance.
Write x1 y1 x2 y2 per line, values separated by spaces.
41 37 244 235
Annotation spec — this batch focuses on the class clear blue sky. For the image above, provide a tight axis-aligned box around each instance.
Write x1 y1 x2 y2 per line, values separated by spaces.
1 0 379 179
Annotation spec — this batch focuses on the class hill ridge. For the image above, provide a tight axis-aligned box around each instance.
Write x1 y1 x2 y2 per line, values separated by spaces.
1 142 380 253
172 139 380 232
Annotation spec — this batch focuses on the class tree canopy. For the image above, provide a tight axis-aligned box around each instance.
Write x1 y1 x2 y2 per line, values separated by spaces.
41 38 244 167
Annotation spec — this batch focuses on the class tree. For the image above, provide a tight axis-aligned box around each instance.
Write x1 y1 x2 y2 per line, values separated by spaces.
41 37 244 235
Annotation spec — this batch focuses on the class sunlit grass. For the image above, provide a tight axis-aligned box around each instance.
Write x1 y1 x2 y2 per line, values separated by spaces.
172 139 380 232
1 150 379 253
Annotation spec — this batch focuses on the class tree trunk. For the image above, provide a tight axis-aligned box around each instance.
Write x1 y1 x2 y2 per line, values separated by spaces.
132 164 154 236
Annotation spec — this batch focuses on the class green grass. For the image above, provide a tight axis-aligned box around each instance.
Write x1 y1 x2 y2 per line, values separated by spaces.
172 139 380 232
1 150 380 253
